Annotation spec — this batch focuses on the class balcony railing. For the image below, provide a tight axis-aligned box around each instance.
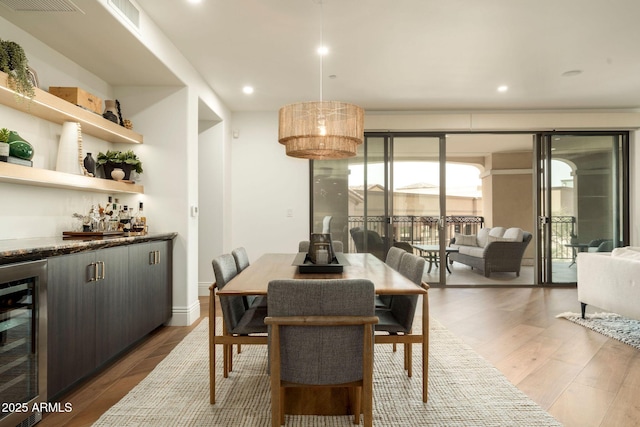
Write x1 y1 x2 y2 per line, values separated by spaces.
347 215 485 252
347 215 577 260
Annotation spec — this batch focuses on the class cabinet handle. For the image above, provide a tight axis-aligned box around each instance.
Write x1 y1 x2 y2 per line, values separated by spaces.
149 251 155 265
99 261 106 280
155 250 160 265
88 262 97 282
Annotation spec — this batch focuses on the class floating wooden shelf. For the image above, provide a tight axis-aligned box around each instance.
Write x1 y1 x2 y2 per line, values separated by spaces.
0 162 143 194
0 71 143 145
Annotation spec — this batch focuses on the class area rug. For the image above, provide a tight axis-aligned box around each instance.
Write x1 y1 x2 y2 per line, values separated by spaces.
556 311 640 350
93 318 561 427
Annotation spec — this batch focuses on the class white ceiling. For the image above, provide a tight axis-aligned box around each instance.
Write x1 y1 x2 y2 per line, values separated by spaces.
3 0 640 114
0 0 634 155
134 0 640 113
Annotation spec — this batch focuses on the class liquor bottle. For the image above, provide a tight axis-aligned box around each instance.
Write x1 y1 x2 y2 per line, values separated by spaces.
120 205 131 231
133 202 146 233
109 201 120 231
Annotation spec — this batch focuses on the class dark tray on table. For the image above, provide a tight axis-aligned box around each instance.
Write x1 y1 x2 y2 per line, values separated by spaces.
292 252 350 274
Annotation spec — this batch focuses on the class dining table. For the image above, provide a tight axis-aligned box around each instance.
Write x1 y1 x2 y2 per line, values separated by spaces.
209 252 429 414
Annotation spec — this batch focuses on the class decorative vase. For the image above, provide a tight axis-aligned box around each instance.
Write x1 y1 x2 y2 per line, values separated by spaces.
308 233 335 264
83 153 96 176
56 121 83 175
111 168 125 181
6 131 34 160
103 100 118 123
101 161 117 180
8 140 34 160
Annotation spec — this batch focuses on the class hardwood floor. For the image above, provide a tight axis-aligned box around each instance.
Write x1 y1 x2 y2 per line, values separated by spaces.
40 288 640 427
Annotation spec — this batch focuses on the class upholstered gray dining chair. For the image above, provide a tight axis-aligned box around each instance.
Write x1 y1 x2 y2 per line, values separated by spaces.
376 246 408 309
375 252 425 377
265 279 378 427
231 246 250 272
212 253 268 377
231 247 265 309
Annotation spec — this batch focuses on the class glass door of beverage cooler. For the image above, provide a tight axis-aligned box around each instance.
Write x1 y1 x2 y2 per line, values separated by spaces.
0 260 47 427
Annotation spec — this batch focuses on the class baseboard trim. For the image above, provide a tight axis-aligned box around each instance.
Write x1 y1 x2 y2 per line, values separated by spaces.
167 299 201 326
198 281 212 297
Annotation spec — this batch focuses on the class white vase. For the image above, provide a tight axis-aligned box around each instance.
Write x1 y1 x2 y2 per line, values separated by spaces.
111 168 125 181
56 121 83 175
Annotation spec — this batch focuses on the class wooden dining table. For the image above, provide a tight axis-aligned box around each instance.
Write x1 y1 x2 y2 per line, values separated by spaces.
209 252 429 413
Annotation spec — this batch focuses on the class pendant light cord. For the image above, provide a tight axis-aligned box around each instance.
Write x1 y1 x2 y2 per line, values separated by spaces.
319 0 323 103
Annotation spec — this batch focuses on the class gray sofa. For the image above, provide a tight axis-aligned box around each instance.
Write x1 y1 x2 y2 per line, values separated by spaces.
449 227 532 277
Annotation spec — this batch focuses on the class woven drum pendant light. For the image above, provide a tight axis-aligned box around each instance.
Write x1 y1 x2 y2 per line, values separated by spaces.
278 1 365 160
278 101 364 159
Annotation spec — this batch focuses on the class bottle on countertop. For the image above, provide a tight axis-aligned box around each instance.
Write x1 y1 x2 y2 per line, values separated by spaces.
120 205 131 231
132 202 146 233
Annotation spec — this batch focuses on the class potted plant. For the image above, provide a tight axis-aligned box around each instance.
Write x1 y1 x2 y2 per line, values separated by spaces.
120 149 143 179
0 39 35 100
97 149 143 180
97 150 122 180
0 127 9 161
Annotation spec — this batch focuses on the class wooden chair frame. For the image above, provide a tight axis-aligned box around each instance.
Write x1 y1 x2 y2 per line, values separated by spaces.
264 315 379 427
209 283 267 404
375 282 429 380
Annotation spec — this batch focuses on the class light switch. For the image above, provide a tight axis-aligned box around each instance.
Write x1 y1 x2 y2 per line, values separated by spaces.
286 208 293 217
191 206 199 217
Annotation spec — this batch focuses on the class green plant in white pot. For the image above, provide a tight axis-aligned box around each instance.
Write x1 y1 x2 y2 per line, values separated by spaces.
97 150 143 180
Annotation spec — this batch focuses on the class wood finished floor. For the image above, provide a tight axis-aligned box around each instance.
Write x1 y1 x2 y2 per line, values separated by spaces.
40 288 640 427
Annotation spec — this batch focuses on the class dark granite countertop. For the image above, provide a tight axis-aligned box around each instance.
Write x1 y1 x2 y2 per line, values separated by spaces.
0 232 178 265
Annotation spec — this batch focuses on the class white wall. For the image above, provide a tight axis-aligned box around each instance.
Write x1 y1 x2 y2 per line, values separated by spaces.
198 120 226 295
229 112 309 262
2 5 231 325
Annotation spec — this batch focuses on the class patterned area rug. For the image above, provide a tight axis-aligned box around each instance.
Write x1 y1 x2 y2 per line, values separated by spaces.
93 318 560 427
556 312 640 350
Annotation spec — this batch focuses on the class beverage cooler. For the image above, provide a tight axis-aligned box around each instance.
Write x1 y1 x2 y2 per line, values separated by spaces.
0 260 47 427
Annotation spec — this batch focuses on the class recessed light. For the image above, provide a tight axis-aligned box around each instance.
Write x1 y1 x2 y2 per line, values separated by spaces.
497 85 508 92
317 46 329 56
242 86 254 95
562 70 583 77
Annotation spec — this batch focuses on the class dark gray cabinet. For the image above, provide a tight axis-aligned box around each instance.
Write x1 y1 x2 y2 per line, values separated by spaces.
128 240 172 338
47 239 172 399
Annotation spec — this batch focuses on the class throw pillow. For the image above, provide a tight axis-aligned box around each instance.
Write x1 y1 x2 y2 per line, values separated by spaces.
454 233 477 246
487 235 510 243
502 227 524 242
477 227 491 248
488 227 506 238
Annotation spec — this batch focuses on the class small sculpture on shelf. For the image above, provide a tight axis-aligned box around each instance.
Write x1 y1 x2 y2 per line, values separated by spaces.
1 128 34 166
102 100 118 123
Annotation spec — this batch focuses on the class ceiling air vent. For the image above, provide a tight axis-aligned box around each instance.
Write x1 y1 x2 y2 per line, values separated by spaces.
108 0 140 30
0 0 82 12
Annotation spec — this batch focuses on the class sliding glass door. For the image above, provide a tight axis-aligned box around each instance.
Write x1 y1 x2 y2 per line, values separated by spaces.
312 130 629 286
537 132 629 284
311 132 449 284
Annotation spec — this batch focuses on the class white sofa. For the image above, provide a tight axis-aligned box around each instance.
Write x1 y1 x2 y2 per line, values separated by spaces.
577 247 640 320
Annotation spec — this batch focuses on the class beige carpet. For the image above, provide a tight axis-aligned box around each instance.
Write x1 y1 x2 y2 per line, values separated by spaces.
93 318 561 426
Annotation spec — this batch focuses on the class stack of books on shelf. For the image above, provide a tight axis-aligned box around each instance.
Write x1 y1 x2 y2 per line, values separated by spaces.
6 156 33 167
